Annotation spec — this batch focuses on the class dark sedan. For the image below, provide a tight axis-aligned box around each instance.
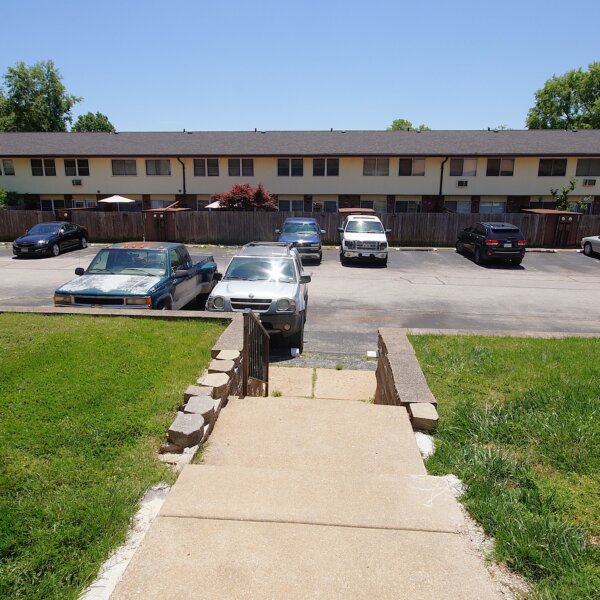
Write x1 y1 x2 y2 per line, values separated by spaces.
13 221 89 257
456 222 526 265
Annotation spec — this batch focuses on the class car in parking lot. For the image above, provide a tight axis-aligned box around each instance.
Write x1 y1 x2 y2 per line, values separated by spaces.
338 214 390 266
207 242 311 351
13 221 88 257
581 234 600 257
275 217 325 263
53 242 218 309
456 222 527 265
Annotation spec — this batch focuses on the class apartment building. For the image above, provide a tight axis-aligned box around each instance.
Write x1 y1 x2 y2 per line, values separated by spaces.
0 129 599 214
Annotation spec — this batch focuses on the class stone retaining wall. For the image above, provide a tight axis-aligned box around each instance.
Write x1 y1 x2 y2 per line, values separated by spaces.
374 327 439 432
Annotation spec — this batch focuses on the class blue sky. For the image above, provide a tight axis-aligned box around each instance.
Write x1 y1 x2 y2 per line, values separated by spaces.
3 0 599 132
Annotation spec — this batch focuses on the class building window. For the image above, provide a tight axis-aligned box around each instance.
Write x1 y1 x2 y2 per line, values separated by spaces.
278 198 304 211
360 198 387 213
1 159 15 176
64 158 89 177
395 200 419 213
40 198 65 211
228 158 254 177
313 158 339 176
278 158 303 176
486 158 514 176
193 158 219 177
444 199 471 213
31 159 56 177
450 158 477 176
538 159 567 176
576 158 600 176
112 159 137 176
363 158 389 176
73 198 97 208
313 199 337 213
480 201 506 213
146 159 171 176
398 158 425 176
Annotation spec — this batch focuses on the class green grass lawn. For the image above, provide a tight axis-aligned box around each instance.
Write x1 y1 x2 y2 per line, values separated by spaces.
0 313 225 600
410 335 600 600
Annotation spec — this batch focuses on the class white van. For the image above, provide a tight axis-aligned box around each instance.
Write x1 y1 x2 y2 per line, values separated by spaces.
338 214 390 266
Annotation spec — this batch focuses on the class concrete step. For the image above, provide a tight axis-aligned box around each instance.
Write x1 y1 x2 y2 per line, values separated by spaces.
161 464 464 533
202 396 426 476
111 517 501 600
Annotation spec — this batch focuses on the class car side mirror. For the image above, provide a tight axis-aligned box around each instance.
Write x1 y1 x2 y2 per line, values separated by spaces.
214 272 223 281
174 269 189 278
337 227 343 233
60 228 65 234
320 229 326 234
275 229 280 234
75 267 85 276
300 274 311 284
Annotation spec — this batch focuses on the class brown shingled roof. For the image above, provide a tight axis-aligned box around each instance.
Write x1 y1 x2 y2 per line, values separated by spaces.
0 129 599 157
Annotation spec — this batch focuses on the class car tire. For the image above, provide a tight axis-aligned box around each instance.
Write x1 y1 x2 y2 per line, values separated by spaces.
474 246 483 265
159 298 172 310
340 252 347 266
380 257 388 267
455 240 464 253
583 242 593 256
317 252 322 265
80 237 88 249
50 243 60 257
511 258 523 266
196 293 209 310
288 319 304 354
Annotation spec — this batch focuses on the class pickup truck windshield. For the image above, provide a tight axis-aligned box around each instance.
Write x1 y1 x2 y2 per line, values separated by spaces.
282 222 318 235
346 220 384 233
224 257 297 283
87 248 167 276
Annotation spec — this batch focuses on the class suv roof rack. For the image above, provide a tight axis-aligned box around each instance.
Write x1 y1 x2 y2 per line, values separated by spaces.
238 241 297 257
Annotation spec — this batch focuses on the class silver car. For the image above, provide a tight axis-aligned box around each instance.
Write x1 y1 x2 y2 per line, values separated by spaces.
581 235 600 257
207 243 311 351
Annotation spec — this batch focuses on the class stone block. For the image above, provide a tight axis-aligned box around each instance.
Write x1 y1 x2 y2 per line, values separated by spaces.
388 355 428 386
184 384 207 403
159 442 183 454
213 397 224 417
208 359 235 375
216 349 240 361
397 383 437 406
183 396 216 427
201 423 211 444
198 372 231 398
408 403 439 431
168 412 205 448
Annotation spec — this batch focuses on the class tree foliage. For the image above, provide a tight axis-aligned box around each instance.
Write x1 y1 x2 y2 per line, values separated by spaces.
550 177 590 212
526 62 600 129
72 111 115 132
0 61 81 132
387 118 431 131
214 183 277 211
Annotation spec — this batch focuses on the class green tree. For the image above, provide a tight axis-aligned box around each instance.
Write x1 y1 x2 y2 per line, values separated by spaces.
526 62 600 129
72 111 115 132
387 118 431 131
0 60 81 132
549 177 590 211
0 188 7 208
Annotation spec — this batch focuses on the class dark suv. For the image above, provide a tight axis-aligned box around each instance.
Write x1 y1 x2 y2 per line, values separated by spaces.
456 222 527 265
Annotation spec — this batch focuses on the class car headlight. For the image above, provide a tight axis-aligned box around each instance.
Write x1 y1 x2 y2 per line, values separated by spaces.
276 298 296 312
209 296 225 310
37 239 48 245
379 242 388 250
126 297 152 306
53 294 72 305
345 240 355 249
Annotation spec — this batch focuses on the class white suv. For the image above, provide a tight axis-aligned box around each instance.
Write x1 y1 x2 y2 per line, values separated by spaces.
338 215 390 266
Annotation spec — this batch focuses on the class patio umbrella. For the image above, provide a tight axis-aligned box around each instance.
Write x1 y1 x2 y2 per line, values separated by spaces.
97 195 137 204
205 200 221 209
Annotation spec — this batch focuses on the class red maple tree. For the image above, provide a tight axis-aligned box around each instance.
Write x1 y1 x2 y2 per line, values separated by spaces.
214 183 277 211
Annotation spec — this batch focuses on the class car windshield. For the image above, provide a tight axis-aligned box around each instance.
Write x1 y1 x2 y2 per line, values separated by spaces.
345 220 384 233
27 224 60 235
491 227 520 234
282 222 319 236
224 257 297 283
87 249 167 276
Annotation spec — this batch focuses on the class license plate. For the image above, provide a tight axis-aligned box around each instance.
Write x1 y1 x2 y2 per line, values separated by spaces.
21 248 29 253
503 243 512 248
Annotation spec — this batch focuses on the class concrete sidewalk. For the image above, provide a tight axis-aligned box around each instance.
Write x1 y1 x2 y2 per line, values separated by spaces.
111 374 503 599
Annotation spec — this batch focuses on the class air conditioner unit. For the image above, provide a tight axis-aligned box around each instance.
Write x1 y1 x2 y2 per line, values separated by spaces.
72 179 82 186
457 180 468 187
583 179 596 186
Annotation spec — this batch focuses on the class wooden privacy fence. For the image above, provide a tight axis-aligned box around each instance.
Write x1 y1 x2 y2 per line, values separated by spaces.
1 210 599 247
242 311 269 398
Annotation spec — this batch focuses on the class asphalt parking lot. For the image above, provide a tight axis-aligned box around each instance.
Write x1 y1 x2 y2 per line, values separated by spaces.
1 244 599 363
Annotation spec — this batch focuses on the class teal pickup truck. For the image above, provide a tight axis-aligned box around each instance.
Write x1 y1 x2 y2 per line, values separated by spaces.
53 242 218 310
